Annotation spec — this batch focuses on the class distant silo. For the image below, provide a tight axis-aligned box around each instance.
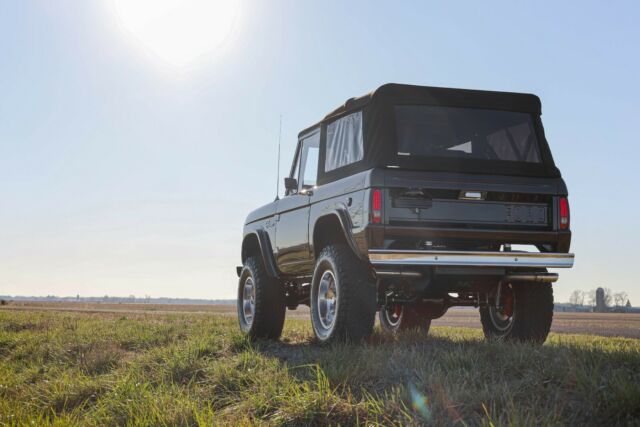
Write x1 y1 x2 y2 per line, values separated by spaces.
595 287 606 313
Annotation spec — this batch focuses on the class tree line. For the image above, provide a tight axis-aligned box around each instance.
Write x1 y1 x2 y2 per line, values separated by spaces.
569 288 631 308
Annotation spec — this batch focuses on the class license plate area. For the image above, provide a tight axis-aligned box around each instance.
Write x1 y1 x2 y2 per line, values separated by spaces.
388 200 549 228
505 204 547 225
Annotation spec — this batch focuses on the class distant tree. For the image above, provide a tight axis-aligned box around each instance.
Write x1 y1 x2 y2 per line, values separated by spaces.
626 300 632 308
603 288 613 307
614 292 628 307
620 292 628 305
569 290 585 306
613 292 624 307
587 289 597 307
613 293 622 307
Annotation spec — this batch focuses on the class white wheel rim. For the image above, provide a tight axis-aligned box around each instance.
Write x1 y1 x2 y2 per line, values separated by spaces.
384 305 403 327
242 277 255 326
317 270 338 332
490 283 515 332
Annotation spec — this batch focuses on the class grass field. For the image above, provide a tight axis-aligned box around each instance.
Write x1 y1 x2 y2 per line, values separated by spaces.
5 301 640 339
1 307 639 426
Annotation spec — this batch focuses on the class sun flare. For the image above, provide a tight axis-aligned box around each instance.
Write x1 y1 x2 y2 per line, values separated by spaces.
114 0 240 67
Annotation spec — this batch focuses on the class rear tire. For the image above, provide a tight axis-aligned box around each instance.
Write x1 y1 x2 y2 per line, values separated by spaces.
379 303 432 334
479 282 554 344
310 244 377 343
237 256 286 340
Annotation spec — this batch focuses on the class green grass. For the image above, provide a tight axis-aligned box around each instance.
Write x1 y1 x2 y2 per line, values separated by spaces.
1 310 639 426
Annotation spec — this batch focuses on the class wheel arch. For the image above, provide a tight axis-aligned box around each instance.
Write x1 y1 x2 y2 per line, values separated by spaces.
241 229 279 278
311 209 362 260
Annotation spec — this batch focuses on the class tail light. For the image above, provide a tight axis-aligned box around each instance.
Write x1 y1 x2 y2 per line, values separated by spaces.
371 189 382 224
559 197 570 230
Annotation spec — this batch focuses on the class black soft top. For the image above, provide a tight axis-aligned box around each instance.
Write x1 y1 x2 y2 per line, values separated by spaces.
300 84 559 184
322 83 541 121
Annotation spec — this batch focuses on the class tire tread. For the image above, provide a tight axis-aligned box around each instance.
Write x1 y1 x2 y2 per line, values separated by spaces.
311 244 376 343
480 282 554 344
238 256 286 340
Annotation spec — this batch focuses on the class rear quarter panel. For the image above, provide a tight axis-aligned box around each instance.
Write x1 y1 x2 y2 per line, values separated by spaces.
309 170 377 258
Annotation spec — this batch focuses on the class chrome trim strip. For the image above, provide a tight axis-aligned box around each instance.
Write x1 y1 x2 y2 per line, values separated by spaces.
368 250 574 268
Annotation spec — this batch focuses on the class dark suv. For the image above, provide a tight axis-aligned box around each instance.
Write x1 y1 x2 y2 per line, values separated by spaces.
237 84 574 344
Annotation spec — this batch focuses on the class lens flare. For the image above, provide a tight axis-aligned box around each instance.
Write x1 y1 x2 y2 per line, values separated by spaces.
409 382 431 421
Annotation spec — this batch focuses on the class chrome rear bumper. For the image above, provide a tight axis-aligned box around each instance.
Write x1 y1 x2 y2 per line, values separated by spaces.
368 250 574 269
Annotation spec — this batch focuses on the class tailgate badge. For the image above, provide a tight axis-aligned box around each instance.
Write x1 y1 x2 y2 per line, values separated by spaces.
459 191 486 200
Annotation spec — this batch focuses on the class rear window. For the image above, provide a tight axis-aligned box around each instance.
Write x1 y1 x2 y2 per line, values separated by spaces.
394 105 542 163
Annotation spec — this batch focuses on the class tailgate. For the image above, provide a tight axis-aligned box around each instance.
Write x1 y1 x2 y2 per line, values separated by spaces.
384 171 561 231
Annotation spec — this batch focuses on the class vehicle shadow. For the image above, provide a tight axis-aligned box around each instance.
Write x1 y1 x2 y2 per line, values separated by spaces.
249 328 640 425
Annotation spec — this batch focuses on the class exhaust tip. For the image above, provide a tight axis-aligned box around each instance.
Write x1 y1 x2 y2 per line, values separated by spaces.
504 272 558 283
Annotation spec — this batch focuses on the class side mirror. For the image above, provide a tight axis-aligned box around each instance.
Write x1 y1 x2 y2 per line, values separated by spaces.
284 177 298 192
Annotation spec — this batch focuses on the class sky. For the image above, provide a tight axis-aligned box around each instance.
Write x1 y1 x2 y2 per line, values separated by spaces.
1 1 639 303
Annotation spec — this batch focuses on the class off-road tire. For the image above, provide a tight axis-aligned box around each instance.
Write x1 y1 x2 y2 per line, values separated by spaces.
310 244 377 343
379 304 432 334
237 256 286 340
480 282 554 344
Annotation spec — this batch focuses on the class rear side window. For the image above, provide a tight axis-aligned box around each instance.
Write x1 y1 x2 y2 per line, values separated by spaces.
325 111 364 172
395 105 542 163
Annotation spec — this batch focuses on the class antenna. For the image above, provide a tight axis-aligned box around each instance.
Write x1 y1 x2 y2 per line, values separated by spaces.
275 115 282 201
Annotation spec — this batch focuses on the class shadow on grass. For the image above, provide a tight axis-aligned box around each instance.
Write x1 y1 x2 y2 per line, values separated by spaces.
250 328 640 426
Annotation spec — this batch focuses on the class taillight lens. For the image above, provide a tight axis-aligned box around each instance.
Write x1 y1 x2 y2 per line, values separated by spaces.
559 197 570 230
371 189 382 224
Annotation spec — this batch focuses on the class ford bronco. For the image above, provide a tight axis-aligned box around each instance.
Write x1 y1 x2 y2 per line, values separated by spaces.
237 84 574 344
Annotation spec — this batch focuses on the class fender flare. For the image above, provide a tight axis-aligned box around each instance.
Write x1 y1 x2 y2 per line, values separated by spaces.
313 207 364 260
242 229 279 279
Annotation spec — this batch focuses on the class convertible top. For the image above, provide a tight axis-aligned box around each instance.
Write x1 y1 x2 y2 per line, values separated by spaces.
299 83 559 183
323 83 542 121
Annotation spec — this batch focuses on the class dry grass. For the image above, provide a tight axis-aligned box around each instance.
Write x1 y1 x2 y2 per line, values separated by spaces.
1 308 639 426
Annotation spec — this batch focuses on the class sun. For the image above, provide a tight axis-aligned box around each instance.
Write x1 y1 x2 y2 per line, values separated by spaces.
114 0 240 67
